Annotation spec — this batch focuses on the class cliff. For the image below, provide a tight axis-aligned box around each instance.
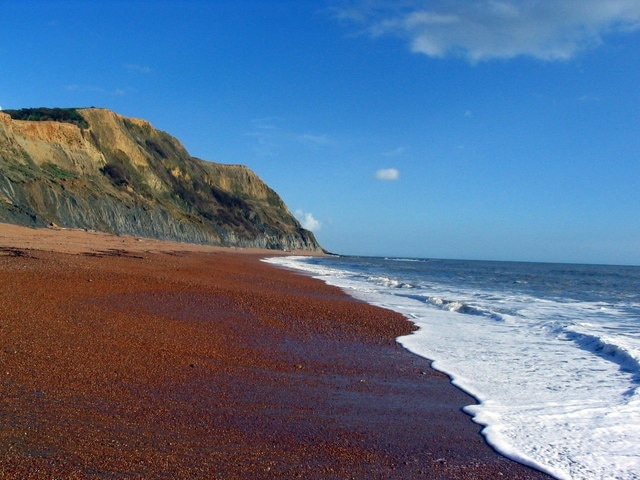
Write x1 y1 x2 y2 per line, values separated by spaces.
0 108 322 251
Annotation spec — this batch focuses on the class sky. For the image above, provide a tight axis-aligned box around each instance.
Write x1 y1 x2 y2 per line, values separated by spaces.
2 0 639 265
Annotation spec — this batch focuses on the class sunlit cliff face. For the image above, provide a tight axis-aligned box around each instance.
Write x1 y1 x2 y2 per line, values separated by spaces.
0 108 322 252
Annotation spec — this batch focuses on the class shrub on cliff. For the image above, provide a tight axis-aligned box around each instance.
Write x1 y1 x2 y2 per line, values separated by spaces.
101 163 130 186
3 108 89 129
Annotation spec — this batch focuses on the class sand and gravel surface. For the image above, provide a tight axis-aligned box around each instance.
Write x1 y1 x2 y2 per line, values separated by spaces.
0 224 551 479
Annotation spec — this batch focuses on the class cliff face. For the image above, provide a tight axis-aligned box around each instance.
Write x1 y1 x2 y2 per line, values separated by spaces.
0 108 322 251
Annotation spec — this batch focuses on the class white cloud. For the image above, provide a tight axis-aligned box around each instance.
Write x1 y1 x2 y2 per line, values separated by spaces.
296 210 322 231
335 0 640 62
375 168 400 181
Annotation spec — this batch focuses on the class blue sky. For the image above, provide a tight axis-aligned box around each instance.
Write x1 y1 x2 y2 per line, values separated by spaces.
2 1 639 265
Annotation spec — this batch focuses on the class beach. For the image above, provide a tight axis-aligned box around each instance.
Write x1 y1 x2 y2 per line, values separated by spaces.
0 224 551 479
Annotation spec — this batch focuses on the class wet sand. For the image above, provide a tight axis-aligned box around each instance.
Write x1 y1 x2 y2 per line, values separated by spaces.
0 224 552 479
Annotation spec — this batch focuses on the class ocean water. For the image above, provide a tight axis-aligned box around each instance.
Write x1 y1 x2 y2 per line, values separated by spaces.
264 256 640 480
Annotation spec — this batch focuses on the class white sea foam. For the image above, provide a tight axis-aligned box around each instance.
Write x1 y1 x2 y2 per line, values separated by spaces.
383 257 426 262
264 256 640 480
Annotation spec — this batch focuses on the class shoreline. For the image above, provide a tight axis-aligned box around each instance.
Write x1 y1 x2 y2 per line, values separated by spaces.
265 256 563 479
0 224 552 479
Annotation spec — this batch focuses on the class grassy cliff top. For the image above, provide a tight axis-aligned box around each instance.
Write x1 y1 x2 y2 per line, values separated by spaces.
3 107 89 129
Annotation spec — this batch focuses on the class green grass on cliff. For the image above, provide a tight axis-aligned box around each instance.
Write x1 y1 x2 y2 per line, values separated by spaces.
3 107 89 129
42 162 77 180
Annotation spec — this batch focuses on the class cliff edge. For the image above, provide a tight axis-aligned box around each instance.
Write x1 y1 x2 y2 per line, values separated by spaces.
0 108 322 251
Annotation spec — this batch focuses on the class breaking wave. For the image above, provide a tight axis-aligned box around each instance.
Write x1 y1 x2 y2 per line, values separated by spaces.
427 296 506 321
367 275 415 289
563 326 640 380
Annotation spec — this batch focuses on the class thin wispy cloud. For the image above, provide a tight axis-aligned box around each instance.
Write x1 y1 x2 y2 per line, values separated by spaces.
381 146 406 157
578 94 601 103
375 168 400 181
66 84 104 93
334 0 640 62
246 118 333 156
125 63 152 74
297 133 331 147
251 116 282 130
65 84 130 96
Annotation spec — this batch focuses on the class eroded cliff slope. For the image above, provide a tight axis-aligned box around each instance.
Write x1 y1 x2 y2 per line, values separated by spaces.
0 108 321 251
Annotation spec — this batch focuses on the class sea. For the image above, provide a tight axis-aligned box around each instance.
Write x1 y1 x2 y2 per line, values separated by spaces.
264 255 640 480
